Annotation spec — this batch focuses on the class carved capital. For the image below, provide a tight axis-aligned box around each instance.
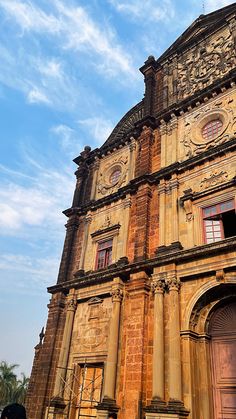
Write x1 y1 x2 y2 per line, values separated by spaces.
151 276 166 294
159 120 167 136
111 287 123 303
167 277 180 292
66 296 77 311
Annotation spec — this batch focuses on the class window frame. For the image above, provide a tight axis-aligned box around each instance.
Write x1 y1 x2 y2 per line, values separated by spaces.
202 199 235 244
95 238 113 270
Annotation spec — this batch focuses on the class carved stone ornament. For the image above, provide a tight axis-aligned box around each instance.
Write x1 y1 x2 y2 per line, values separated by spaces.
182 95 236 157
151 278 165 294
177 30 235 100
67 297 77 311
167 114 178 136
183 199 194 222
100 215 112 229
97 154 128 196
199 169 229 190
167 277 181 292
111 287 123 303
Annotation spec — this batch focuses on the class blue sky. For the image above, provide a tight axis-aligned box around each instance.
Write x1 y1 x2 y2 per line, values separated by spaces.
0 0 233 377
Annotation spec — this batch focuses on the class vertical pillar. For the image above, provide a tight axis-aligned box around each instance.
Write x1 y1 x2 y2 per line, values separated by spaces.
158 180 166 247
151 274 165 403
128 140 136 181
52 292 77 401
90 159 100 200
167 276 182 404
78 215 92 270
170 174 182 251
103 280 123 402
97 280 123 418
159 120 167 168
121 198 131 257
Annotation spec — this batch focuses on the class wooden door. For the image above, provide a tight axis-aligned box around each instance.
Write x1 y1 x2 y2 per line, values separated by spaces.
209 302 236 419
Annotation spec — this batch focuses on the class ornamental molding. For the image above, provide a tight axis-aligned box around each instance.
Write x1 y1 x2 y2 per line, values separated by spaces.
151 273 166 294
177 30 235 100
182 95 236 157
167 276 181 292
199 169 229 190
66 296 77 311
111 287 123 303
97 154 128 196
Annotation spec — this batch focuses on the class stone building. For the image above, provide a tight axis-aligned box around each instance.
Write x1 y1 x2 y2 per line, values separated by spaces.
26 3 236 419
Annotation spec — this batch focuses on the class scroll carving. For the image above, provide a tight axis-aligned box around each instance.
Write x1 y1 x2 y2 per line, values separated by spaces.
151 277 166 294
199 170 229 190
182 95 236 157
97 154 128 196
177 30 235 100
167 277 181 292
111 287 123 303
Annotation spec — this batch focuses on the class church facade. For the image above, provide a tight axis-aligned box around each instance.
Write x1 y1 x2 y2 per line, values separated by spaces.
26 4 236 419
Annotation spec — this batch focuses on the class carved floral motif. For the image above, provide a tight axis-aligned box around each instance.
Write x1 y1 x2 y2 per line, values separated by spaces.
111 287 123 303
167 277 181 292
151 277 165 294
182 95 236 157
97 154 128 196
177 30 235 99
199 170 229 189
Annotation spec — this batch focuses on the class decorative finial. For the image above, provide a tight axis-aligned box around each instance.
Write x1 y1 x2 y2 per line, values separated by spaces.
39 327 45 345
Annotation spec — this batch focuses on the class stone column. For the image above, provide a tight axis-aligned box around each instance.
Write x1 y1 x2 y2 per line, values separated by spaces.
103 282 123 402
78 215 92 270
167 276 182 403
128 140 136 181
158 180 166 247
90 159 100 200
159 120 167 168
52 293 77 401
151 274 165 403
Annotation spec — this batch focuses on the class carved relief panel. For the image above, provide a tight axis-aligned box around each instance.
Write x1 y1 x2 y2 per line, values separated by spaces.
96 147 129 199
179 92 236 158
71 297 112 356
161 26 235 108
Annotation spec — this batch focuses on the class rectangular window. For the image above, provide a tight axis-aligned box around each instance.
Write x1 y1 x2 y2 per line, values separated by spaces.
95 239 112 269
203 199 236 244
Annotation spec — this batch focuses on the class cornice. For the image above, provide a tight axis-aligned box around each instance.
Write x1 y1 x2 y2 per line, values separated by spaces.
63 137 236 217
48 236 236 294
157 11 234 64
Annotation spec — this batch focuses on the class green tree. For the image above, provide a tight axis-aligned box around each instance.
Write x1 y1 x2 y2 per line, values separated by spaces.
0 361 29 407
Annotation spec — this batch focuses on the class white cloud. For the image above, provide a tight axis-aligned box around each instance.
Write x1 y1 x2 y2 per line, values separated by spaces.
0 156 74 236
0 0 60 33
51 124 78 150
0 253 60 294
36 58 63 78
109 0 175 22
205 0 234 13
27 86 51 104
0 0 136 80
78 117 113 145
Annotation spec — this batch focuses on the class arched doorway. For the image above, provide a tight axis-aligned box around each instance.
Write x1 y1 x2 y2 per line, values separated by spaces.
209 301 236 419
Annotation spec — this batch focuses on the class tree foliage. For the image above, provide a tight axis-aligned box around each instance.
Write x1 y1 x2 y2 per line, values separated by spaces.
0 361 29 407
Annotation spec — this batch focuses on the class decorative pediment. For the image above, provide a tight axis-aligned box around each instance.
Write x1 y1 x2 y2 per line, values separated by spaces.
158 3 236 62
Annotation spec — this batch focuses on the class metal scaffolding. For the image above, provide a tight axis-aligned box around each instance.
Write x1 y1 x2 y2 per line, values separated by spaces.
46 363 104 419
